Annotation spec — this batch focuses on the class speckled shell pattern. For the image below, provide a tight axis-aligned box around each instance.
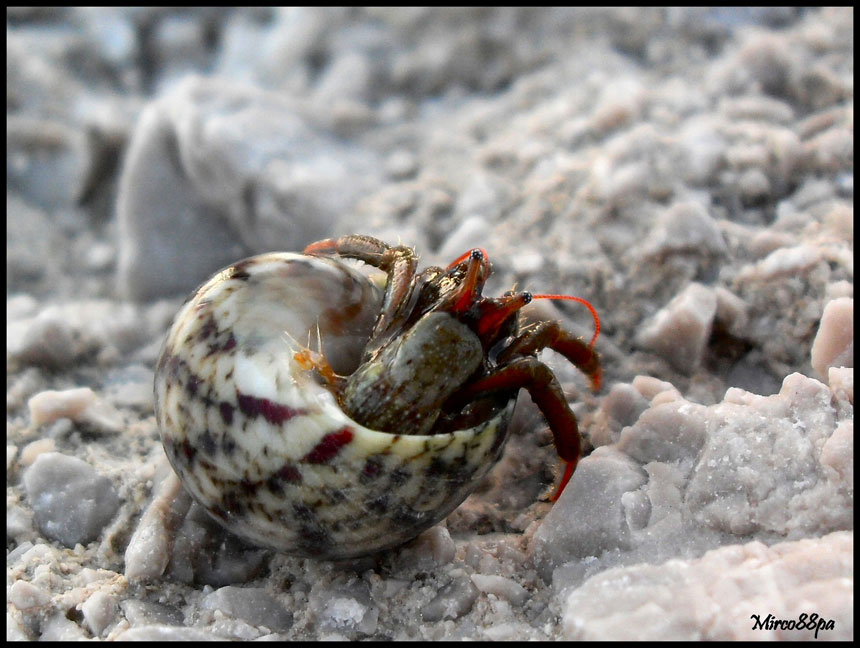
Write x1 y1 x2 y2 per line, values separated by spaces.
155 253 514 559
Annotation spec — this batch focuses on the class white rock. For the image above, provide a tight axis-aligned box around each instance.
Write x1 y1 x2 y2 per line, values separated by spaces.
81 590 118 637
738 244 822 282
535 371 852 586
22 452 120 547
470 574 529 607
639 201 727 257
116 76 381 300
421 576 480 622
636 283 717 374
811 297 853 379
124 472 188 582
819 420 853 484
200 586 293 632
28 387 125 433
9 580 51 609
7 313 77 368
827 366 853 405
19 439 56 466
403 524 456 567
561 532 853 640
27 387 94 426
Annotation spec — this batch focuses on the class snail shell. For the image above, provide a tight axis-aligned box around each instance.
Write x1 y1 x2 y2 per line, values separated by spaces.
154 253 514 559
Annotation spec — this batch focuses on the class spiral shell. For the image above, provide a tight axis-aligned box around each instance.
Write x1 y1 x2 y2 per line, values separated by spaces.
154 253 514 559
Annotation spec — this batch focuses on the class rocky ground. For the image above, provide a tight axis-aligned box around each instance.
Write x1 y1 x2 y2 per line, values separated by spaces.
7 7 853 640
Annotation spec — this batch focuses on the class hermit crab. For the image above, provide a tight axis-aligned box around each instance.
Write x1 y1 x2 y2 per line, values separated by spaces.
155 235 601 559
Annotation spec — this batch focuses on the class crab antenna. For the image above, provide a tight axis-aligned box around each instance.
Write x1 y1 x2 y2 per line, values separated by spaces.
532 294 601 350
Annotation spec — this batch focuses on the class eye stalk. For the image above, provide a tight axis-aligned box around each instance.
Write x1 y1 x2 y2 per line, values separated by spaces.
446 247 490 274
447 248 488 315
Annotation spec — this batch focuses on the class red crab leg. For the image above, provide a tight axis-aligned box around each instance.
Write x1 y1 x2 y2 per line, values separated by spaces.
449 356 582 501
496 320 602 392
474 291 601 389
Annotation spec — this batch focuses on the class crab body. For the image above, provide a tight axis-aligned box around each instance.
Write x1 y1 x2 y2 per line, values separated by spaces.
154 236 600 559
343 311 485 435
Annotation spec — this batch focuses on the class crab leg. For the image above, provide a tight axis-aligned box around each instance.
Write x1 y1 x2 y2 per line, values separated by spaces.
305 235 419 350
497 320 602 392
447 356 582 501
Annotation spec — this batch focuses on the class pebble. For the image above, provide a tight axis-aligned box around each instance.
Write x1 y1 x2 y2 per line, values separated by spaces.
632 376 682 403
470 574 529 607
200 586 293 633
116 76 381 301
308 578 376 635
811 297 853 379
737 244 822 281
635 283 717 374
124 472 188 582
7 116 92 209
9 580 51 610
80 590 118 637
395 525 456 570
602 383 650 429
819 419 852 483
827 366 853 406
738 167 771 203
19 439 56 465
119 600 185 627
7 312 77 368
640 201 727 257
533 447 647 583
384 149 418 179
27 387 124 433
22 452 119 547
678 117 726 184
421 576 480 622
713 287 749 338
